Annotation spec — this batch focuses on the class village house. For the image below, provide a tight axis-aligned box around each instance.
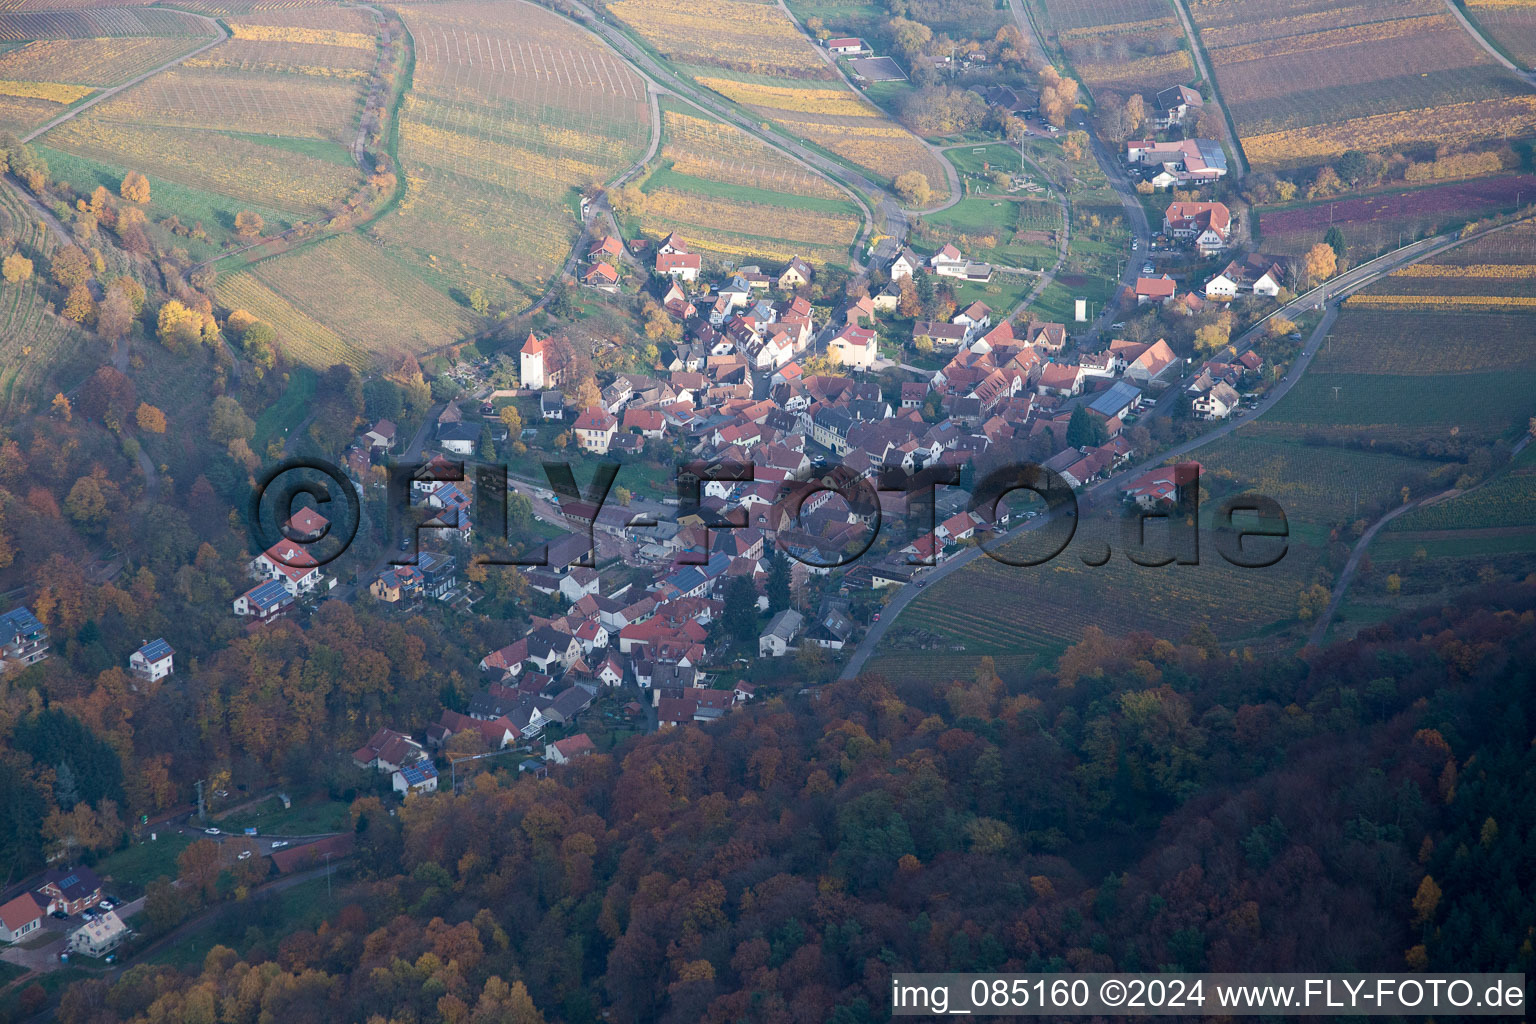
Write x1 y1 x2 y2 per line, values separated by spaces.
1135 274 1178 305
68 910 127 957
889 247 922 281
128 638 173 683
0 893 42 942
353 727 427 774
1163 201 1232 255
362 419 396 450
393 760 439 796
37 867 102 917
233 579 293 620
582 262 619 289
826 36 868 54
1193 380 1241 419
828 324 878 371
1154 84 1203 128
759 608 803 656
778 256 814 291
1205 254 1284 299
572 406 618 454
546 733 597 764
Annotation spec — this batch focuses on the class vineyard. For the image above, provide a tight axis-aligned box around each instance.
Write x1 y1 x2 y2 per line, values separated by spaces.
893 510 1317 655
1306 311 1536 376
659 106 847 201
1388 450 1536 532
40 3 373 238
608 0 948 199
636 181 858 266
644 103 860 265
0 182 86 412
379 0 650 313
1461 0 1536 67
1195 434 1443 526
1257 175 1536 259
1040 0 1192 93
607 0 832 79
0 7 209 40
1188 0 1536 170
0 36 204 84
219 233 478 369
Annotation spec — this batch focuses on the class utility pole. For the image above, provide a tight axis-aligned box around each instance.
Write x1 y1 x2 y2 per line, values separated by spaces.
323 851 333 900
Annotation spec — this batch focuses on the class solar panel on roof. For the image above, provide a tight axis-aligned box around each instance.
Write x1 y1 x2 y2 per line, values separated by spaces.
137 638 173 661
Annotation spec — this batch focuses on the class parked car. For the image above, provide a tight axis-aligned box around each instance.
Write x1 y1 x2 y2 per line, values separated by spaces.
51 910 68 920
205 827 221 836
873 612 880 622
271 840 290 849
1142 263 1155 275
82 909 97 921
99 897 116 909
237 850 253 861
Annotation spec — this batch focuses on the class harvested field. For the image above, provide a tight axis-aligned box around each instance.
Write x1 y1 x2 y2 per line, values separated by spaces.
659 106 846 201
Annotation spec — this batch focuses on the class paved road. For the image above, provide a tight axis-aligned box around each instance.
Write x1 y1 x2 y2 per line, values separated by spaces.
1 12 226 240
560 0 901 267
1442 0 1536 81
1305 490 1447 647
839 213 1536 679
776 0 963 215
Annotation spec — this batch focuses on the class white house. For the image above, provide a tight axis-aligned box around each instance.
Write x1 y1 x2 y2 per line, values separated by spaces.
1193 381 1240 420
759 608 803 657
889 247 922 281
128 638 173 683
392 759 438 796
828 325 878 371
546 733 596 764
826 36 867 55
68 910 127 957
0 894 41 943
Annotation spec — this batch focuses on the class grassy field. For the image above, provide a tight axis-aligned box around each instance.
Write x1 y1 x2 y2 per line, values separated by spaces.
1188 0 1536 172
93 832 194 894
379 0 649 315
609 0 949 200
213 793 349 835
252 366 318 448
217 232 479 369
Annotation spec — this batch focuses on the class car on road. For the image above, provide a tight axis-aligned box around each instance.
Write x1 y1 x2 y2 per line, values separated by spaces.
873 612 880 622
917 581 925 588
271 840 290 849
1142 263 1154 274
205 827 221 836
237 850 253 861
398 538 411 551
